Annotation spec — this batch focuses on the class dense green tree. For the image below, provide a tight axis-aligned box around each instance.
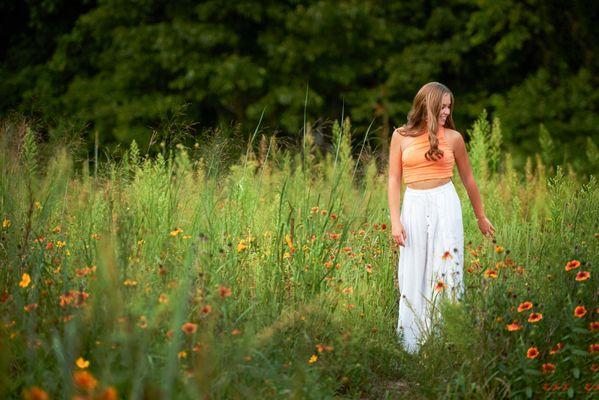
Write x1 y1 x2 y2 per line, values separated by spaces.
0 0 596 171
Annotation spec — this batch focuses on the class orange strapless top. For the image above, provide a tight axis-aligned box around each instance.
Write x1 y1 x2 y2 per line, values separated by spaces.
401 127 455 184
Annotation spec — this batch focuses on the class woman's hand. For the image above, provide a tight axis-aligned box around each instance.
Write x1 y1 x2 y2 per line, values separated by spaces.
392 222 408 247
477 216 495 237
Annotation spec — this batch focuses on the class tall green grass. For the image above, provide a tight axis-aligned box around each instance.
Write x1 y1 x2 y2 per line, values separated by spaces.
0 113 597 399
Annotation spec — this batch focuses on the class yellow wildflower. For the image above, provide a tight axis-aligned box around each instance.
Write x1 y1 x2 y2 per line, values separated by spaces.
169 228 183 237
76 357 90 369
19 273 31 288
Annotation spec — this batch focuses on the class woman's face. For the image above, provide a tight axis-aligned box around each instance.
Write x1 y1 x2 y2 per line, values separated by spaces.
438 93 451 126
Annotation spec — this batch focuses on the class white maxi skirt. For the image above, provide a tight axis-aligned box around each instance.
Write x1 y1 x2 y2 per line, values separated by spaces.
396 180 464 354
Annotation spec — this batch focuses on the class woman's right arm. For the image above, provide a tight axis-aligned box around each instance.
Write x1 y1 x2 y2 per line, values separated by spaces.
388 129 407 246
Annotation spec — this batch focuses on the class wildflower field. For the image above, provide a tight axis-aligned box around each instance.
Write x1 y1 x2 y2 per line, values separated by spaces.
1 115 597 399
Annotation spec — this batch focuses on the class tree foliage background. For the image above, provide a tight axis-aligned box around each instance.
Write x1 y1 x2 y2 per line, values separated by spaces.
0 0 597 171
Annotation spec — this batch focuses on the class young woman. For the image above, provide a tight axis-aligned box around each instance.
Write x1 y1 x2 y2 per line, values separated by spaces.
387 82 495 354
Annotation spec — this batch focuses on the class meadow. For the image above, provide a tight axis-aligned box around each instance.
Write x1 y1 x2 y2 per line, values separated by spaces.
1 114 597 399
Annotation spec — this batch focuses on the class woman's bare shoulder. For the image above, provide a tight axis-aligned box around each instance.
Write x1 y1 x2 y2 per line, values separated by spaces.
391 127 410 151
444 128 465 143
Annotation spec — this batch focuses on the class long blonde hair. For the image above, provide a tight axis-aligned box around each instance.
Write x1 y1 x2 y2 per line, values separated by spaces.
397 82 455 161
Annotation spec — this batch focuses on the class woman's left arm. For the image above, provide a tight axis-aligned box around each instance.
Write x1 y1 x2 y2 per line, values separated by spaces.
451 131 496 236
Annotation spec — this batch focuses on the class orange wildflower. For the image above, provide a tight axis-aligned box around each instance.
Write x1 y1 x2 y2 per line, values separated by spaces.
98 386 118 400
526 347 539 359
285 234 295 253
73 370 98 392
0 291 9 303
495 245 504 254
158 293 169 304
549 342 564 355
75 266 96 277
575 271 590 281
308 354 318 364
484 269 498 279
219 285 232 298
574 306 587 318
585 383 598 392
564 260 581 271
589 343 599 353
517 301 533 312
434 281 447 292
137 316 148 329
541 363 556 374
181 322 197 335
551 383 560 391
24 303 38 312
59 290 89 308
22 386 49 400
591 364 599 373
589 321 599 331
442 251 452 260
19 273 31 288
365 264 373 273
231 328 242 335
528 312 543 323
506 322 522 331
201 304 212 314
315 344 334 353
542 383 551 392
